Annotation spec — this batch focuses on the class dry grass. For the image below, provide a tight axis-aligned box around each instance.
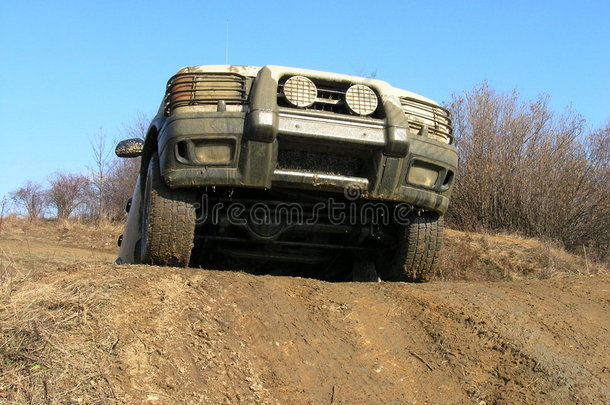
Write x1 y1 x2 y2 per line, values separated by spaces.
1 217 121 258
0 239 118 403
437 229 609 282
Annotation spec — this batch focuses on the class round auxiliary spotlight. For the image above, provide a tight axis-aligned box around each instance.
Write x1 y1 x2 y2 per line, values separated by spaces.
282 76 317 108
345 84 378 116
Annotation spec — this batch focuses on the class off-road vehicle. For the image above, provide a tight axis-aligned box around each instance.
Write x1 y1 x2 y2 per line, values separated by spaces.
115 65 457 281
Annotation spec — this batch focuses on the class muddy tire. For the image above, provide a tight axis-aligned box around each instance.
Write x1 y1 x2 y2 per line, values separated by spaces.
140 153 197 267
376 213 444 282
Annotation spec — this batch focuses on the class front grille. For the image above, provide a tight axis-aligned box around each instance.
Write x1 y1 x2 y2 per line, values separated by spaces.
276 149 365 178
278 80 383 118
400 97 453 143
165 73 247 115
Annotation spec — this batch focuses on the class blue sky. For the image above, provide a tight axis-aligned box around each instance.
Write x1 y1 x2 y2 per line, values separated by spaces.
1 0 608 199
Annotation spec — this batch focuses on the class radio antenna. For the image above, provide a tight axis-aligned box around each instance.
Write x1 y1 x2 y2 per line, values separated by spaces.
225 20 229 65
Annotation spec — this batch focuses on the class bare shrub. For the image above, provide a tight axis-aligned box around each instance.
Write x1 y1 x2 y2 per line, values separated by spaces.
582 121 610 261
46 172 90 219
104 156 140 222
0 196 9 234
446 83 609 257
10 182 46 221
84 116 147 222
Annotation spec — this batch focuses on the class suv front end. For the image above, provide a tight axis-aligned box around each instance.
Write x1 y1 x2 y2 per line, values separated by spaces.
117 65 457 282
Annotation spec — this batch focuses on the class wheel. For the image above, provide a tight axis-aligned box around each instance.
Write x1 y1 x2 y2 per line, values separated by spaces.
376 213 444 282
140 153 197 266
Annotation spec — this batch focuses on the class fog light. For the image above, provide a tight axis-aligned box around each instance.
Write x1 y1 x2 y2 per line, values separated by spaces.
407 162 440 188
345 84 378 116
194 141 234 164
283 76 317 108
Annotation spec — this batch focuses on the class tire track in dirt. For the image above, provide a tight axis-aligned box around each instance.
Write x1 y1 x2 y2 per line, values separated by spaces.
91 267 609 404
386 280 610 404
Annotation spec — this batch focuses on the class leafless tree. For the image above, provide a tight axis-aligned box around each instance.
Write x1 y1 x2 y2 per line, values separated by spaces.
123 112 150 139
82 115 149 221
10 182 45 221
82 115 150 221
102 114 148 220
88 128 112 220
46 172 90 219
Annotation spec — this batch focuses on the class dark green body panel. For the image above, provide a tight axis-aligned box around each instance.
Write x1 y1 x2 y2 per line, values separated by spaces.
149 65 457 215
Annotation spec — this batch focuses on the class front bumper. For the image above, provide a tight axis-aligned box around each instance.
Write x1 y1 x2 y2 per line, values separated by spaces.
157 66 457 214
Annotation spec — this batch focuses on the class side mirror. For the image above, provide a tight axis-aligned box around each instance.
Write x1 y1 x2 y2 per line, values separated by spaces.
115 138 144 158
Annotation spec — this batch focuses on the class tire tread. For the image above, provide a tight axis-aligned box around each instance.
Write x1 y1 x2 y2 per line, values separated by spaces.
378 214 444 282
141 155 196 267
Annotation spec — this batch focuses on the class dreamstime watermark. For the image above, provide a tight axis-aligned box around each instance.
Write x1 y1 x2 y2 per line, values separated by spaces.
192 186 415 227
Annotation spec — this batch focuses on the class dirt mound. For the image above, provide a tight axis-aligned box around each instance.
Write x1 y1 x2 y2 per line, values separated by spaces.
440 229 607 281
1 220 609 404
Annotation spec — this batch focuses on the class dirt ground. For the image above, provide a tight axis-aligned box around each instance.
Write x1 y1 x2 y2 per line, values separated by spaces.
1 220 609 404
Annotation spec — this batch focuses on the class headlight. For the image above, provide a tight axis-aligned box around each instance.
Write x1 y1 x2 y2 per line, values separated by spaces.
345 84 378 116
282 76 317 108
193 141 235 164
407 161 440 188
165 73 247 115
